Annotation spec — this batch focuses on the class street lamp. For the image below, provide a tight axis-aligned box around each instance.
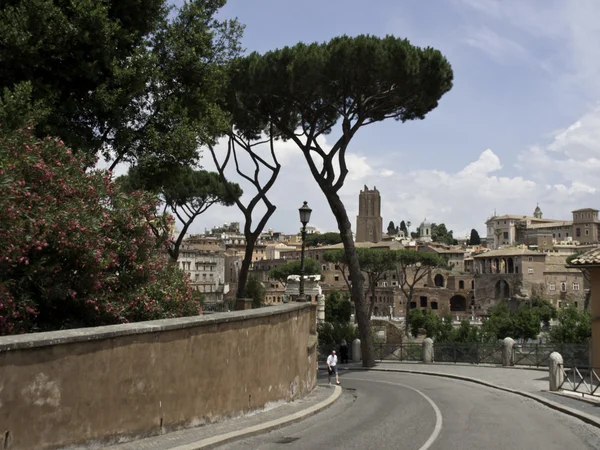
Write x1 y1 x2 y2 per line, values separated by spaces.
298 201 312 302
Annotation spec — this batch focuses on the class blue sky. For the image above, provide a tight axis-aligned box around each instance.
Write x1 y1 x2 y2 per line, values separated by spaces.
170 0 600 239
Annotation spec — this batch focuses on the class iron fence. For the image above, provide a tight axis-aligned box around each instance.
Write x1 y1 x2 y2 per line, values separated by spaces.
559 364 600 397
433 342 503 365
375 343 422 362
513 344 588 368
202 302 230 313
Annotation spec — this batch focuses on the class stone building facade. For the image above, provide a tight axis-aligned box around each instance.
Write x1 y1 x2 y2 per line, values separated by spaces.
356 185 383 243
177 239 228 302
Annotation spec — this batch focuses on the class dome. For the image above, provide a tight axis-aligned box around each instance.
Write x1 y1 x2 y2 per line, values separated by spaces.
420 218 431 227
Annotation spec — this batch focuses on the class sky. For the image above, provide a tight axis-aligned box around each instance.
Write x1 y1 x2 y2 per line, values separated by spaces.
165 0 600 239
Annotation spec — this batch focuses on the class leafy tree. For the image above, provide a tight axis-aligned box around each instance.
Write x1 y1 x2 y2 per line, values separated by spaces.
118 165 242 260
229 35 453 367
325 290 352 324
305 232 342 247
469 229 481 245
512 306 541 342
481 303 514 340
1 0 242 170
208 124 281 301
358 249 397 319
0 128 199 335
387 221 396 235
548 306 591 344
399 220 408 236
452 319 481 343
268 259 322 286
431 223 455 245
530 297 557 330
245 274 266 309
317 321 358 358
394 250 447 336
408 308 442 339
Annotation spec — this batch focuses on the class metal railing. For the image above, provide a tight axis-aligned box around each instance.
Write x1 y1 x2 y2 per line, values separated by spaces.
434 342 503 365
375 343 422 362
559 364 600 397
513 344 588 368
202 302 230 313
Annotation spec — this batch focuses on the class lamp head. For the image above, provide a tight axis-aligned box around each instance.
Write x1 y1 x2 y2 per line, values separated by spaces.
298 201 312 226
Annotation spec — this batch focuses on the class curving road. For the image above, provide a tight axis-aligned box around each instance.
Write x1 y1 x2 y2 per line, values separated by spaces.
226 371 600 449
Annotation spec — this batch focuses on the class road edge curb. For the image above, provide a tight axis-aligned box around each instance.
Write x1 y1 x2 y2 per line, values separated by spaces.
171 385 343 450
350 367 600 429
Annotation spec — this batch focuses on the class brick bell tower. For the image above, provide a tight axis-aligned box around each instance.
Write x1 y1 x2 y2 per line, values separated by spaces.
356 185 382 243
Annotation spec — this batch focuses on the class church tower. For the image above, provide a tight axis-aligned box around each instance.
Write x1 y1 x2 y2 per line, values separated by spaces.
533 204 543 219
356 185 383 243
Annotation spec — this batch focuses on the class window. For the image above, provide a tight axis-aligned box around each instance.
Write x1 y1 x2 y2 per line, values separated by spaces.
560 282 567 292
574 302 578 308
459 280 465 290
503 232 509 239
431 302 439 310
334 275 339 281
410 302 417 309
558 301 562 308
576 228 581 237
573 282 580 291
549 282 556 291
586 229 589 235
420 296 428 307
528 268 534 274
528 257 533 262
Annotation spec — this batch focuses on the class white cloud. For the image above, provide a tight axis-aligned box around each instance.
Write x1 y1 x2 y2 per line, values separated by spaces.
463 26 528 65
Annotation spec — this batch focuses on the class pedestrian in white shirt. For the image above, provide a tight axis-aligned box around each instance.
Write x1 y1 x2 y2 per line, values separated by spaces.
326 350 340 385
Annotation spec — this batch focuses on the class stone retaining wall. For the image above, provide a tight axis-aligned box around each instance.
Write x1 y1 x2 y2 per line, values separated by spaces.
0 303 317 450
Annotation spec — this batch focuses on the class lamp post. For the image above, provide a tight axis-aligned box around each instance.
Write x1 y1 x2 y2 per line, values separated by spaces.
298 201 312 302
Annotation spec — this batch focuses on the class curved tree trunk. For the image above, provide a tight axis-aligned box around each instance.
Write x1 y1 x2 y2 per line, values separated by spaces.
236 234 257 299
324 189 375 367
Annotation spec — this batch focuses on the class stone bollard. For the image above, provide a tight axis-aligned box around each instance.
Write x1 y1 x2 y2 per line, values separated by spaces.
422 338 434 363
352 338 362 362
549 352 564 391
502 337 515 367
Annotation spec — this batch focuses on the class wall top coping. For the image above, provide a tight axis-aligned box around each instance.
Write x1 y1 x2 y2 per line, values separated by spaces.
0 303 311 353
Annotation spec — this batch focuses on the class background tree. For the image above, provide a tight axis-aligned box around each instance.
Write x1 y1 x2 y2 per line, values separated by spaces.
245 274 266 309
304 232 342 247
1 0 243 171
268 259 322 287
358 249 397 319
481 303 514 340
469 229 481 245
395 250 447 336
325 290 352 324
431 223 456 245
318 290 356 358
118 165 242 260
399 220 408 236
230 35 453 366
387 221 396 236
548 306 591 344
0 127 199 335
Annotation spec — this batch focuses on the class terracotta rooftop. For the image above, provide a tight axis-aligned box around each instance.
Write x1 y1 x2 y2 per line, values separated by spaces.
472 248 544 258
568 248 600 267
527 221 573 229
319 241 405 251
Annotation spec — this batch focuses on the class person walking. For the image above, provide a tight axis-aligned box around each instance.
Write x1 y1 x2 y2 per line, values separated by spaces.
326 350 340 385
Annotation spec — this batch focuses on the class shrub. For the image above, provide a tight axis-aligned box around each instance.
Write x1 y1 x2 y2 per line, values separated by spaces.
0 128 200 334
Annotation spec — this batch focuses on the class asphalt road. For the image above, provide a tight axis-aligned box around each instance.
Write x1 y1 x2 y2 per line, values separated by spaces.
225 371 600 450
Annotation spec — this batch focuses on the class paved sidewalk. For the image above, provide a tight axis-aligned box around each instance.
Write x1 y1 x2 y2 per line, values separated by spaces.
326 361 600 425
86 384 341 450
